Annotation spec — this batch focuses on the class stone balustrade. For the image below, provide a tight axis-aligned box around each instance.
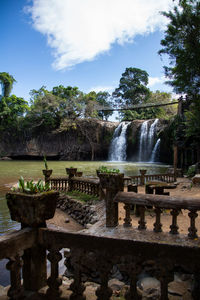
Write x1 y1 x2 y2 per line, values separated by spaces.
130 172 175 186
50 177 100 197
115 191 200 239
1 225 200 299
1 171 199 299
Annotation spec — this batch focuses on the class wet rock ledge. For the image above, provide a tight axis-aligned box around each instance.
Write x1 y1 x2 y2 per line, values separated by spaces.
57 194 101 227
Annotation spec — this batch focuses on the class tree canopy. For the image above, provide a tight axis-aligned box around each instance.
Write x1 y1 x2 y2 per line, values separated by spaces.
159 0 200 96
0 72 16 97
0 69 178 135
113 67 150 106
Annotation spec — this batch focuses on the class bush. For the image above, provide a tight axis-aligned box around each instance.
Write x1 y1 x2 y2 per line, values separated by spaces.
187 166 196 178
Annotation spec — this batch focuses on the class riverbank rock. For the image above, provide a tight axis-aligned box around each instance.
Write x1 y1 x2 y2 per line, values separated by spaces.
57 194 102 227
0 156 12 160
192 174 200 185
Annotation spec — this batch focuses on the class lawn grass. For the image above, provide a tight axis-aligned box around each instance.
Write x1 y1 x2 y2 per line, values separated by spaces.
66 191 99 203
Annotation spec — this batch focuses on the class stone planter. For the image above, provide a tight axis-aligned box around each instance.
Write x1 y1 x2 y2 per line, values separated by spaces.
139 169 147 176
66 168 77 176
97 173 124 190
75 171 83 177
97 173 124 227
42 169 53 177
139 169 147 185
6 191 59 227
42 169 53 184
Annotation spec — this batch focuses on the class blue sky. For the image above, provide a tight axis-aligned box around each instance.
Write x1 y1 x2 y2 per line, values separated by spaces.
0 0 175 102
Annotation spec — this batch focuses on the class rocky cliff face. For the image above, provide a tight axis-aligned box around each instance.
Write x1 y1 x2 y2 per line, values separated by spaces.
126 119 170 162
0 118 171 162
0 120 118 161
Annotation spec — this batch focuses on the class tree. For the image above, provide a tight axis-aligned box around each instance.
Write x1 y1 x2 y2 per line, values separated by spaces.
95 91 112 121
112 67 150 120
52 85 85 119
113 67 150 106
83 91 98 118
0 72 16 97
159 0 200 96
27 85 86 131
0 95 29 130
139 91 177 120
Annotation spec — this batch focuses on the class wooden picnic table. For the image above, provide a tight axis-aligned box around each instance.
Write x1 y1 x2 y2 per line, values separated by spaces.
145 180 177 196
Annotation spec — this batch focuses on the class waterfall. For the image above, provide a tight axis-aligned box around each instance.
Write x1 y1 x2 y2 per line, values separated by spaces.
150 138 161 162
109 122 130 161
148 119 159 151
138 121 149 162
138 119 160 162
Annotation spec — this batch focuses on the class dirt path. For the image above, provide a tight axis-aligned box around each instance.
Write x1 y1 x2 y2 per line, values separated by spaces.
47 208 83 232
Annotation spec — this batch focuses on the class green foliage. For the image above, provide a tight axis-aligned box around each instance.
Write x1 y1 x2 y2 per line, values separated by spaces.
187 165 196 177
0 95 29 130
159 0 200 95
113 67 153 120
0 72 16 97
185 98 200 143
43 156 48 170
66 191 98 203
12 176 50 194
113 67 150 107
95 91 113 120
97 165 120 173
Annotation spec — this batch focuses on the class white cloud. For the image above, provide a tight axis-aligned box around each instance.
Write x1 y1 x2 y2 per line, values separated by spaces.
27 0 173 70
148 76 165 87
88 85 115 93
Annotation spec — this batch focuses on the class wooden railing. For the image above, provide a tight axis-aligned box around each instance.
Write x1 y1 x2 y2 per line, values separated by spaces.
50 177 100 196
1 225 200 299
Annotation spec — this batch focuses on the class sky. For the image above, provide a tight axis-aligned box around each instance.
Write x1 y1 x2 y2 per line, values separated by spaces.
0 0 176 103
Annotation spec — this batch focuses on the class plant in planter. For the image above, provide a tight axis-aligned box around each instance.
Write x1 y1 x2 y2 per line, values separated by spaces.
6 177 59 227
66 166 77 176
42 156 53 180
96 165 120 176
75 171 83 177
96 166 123 189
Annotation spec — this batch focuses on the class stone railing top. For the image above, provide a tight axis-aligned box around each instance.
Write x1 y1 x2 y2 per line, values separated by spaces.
114 191 200 210
0 228 36 260
39 227 200 257
71 177 99 184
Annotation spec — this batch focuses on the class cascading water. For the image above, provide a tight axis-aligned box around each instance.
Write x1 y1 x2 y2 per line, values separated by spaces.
150 138 161 162
138 119 160 162
148 118 159 151
138 121 149 162
109 122 130 161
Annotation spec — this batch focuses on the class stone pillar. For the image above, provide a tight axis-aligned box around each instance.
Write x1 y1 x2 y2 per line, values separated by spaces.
6 191 59 293
43 169 53 185
139 169 147 186
23 246 47 291
66 168 77 192
98 173 124 227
